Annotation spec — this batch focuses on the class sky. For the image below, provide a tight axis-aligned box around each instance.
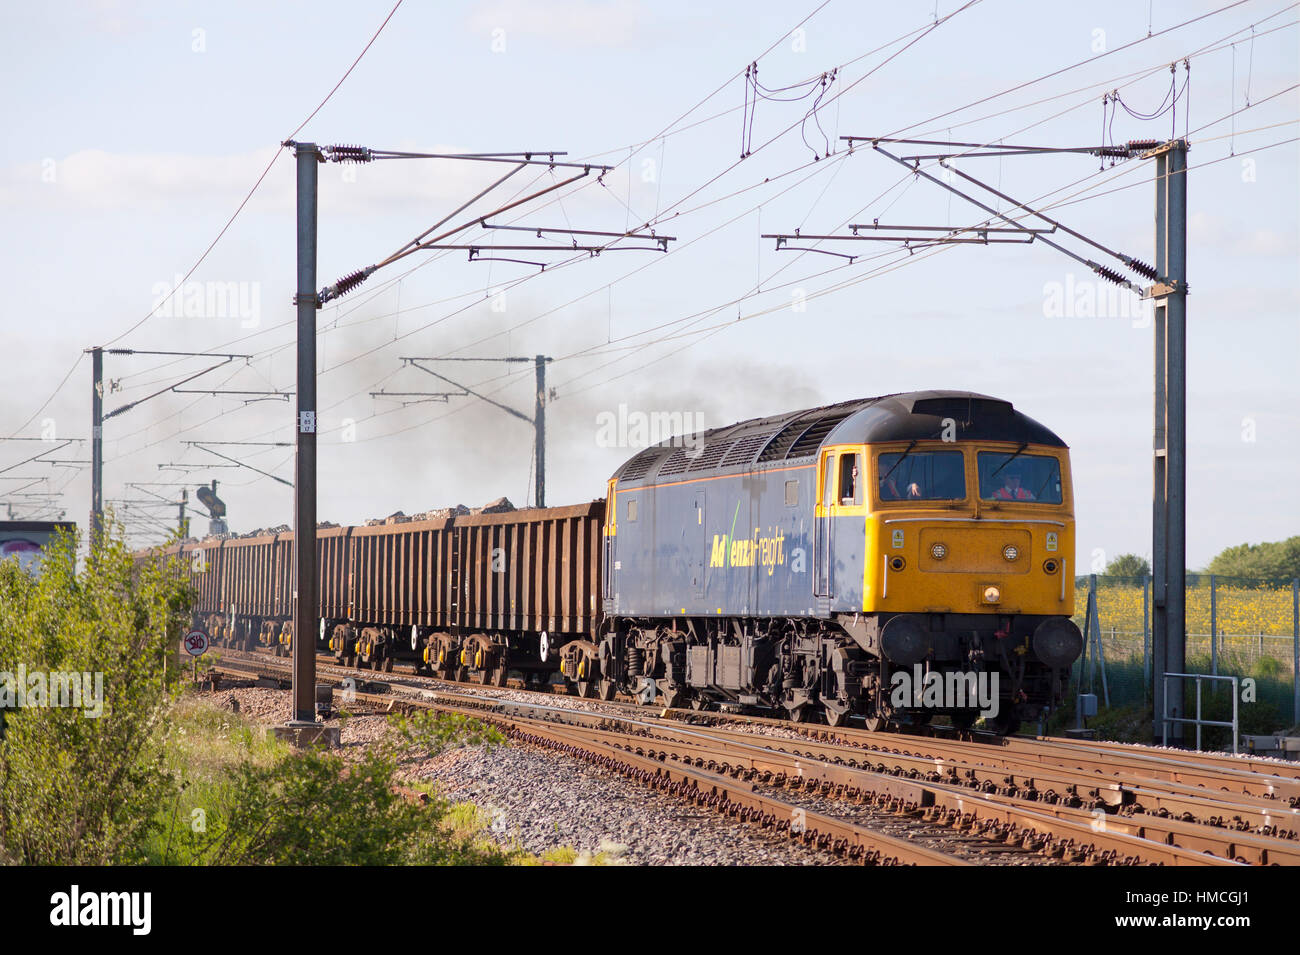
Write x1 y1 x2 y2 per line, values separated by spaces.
0 0 1297 570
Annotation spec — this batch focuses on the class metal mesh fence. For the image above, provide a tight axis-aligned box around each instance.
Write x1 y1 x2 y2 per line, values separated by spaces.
1068 574 1299 727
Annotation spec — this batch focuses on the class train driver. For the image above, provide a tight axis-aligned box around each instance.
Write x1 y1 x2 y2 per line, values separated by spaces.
879 473 923 501
990 466 1036 501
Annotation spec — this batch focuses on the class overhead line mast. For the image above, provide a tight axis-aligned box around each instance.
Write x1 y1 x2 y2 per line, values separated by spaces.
764 132 1191 744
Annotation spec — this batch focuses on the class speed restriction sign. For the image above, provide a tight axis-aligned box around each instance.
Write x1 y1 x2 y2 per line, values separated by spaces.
183 630 210 657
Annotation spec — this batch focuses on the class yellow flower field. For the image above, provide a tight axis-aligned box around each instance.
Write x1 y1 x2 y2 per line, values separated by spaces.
1073 579 1298 667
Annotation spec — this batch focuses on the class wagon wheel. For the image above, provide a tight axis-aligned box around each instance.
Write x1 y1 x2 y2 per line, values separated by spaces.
786 704 809 723
862 713 888 732
274 644 284 658
598 678 617 701
689 695 709 711
491 666 509 687
661 686 687 710
453 665 468 683
383 655 395 674
577 680 601 699
910 712 933 727
950 711 977 732
988 712 1020 737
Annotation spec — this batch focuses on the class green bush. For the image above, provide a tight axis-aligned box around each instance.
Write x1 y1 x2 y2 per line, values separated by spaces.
149 702 513 865
0 521 193 864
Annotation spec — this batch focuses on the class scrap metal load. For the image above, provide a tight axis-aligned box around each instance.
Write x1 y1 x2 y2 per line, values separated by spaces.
149 502 602 681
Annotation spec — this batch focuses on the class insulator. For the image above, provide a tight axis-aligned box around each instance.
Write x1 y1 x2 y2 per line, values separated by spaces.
1092 264 1129 287
1124 257 1158 280
1126 139 1160 153
334 268 371 295
327 144 372 163
319 266 374 304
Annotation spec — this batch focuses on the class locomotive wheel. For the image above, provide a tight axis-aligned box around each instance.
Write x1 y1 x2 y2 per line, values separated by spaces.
453 666 468 683
491 666 508 687
598 679 617 701
383 656 394 674
824 706 851 728
576 680 598 699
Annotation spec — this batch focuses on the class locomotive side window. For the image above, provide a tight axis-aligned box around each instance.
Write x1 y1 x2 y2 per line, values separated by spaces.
627 498 638 522
785 480 799 506
822 454 837 508
978 452 1062 504
838 453 862 505
876 449 965 501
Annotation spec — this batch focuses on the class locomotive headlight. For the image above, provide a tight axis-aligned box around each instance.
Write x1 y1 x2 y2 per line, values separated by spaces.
982 585 1002 604
930 542 948 560
1002 544 1020 562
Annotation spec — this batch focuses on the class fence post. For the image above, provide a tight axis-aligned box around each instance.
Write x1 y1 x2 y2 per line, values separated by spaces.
1210 574 1217 676
1142 574 1150 701
1088 574 1098 694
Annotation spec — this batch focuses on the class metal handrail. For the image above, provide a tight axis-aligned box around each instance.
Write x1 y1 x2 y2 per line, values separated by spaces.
1161 672 1239 753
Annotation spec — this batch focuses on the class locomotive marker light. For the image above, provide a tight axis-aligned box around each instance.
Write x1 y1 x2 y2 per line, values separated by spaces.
1002 544 1020 561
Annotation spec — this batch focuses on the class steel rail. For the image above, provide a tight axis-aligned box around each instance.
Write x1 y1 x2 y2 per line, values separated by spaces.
205 658 965 865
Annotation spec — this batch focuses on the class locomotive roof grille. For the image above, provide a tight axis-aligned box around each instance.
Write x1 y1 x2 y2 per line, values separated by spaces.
785 411 855 459
720 431 775 467
755 420 808 462
655 445 695 477
618 446 661 481
611 391 1065 486
687 439 734 471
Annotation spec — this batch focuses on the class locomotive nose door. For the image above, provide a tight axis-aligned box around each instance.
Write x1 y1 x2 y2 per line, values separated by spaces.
814 451 835 598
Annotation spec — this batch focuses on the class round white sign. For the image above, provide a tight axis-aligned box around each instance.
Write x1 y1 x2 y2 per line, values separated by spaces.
183 630 210 657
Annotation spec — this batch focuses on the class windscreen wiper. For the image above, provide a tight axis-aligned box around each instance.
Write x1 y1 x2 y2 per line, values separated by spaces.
989 442 1029 478
879 439 918 485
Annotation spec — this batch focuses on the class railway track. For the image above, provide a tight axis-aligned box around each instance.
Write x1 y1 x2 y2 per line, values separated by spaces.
199 650 1297 865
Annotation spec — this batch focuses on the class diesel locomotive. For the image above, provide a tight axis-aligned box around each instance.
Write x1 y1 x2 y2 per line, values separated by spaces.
592 390 1083 733
150 390 1082 732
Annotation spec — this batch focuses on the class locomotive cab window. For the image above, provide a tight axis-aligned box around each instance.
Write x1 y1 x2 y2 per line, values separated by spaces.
822 454 836 508
876 449 965 501
978 451 1062 504
838 453 862 506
